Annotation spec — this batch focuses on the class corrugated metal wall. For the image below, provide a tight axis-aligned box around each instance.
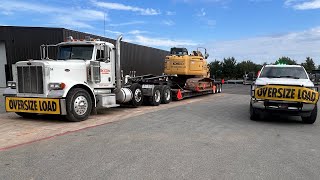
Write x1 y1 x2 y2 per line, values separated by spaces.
0 26 64 80
0 26 169 81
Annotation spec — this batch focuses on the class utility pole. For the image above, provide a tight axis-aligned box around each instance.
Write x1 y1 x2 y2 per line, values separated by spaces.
104 13 106 37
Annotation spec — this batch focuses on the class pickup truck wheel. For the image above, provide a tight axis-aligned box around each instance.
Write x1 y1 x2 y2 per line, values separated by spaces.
250 103 260 121
302 106 317 124
66 88 92 122
149 86 161 106
15 112 38 118
161 85 172 104
130 83 143 107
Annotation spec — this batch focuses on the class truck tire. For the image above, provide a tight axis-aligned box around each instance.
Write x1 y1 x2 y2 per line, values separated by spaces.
130 83 143 107
215 84 219 93
161 85 172 104
302 106 317 124
250 103 260 121
15 112 38 118
149 86 162 106
66 88 92 122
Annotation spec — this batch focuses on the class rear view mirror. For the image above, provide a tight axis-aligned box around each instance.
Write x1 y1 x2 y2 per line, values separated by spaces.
205 54 209 59
104 46 110 63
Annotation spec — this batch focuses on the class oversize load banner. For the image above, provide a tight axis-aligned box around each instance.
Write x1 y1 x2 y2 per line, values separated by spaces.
6 97 61 114
254 85 319 104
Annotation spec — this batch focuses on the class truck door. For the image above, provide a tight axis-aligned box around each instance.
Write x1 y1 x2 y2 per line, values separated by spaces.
96 45 113 88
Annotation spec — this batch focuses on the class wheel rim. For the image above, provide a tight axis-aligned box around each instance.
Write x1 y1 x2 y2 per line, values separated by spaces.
134 89 142 102
74 95 88 116
165 89 171 101
155 90 161 102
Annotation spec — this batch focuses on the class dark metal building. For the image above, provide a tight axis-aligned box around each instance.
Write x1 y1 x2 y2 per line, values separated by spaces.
0 26 169 87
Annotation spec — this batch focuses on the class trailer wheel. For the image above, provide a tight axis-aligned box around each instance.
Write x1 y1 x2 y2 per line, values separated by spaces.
149 86 162 106
218 84 222 93
130 83 144 107
15 112 38 118
161 85 172 104
66 88 92 122
215 84 219 93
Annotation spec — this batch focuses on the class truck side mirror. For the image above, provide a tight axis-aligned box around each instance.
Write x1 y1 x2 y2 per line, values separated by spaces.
205 53 209 59
104 46 110 63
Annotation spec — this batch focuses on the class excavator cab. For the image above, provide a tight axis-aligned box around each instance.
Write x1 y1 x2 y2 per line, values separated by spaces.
165 47 209 77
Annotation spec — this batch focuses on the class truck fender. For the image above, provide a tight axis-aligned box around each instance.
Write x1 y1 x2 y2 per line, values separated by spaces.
63 83 96 108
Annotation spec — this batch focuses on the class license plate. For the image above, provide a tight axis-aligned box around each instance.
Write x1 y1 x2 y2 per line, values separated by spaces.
5 97 61 115
278 104 288 109
255 85 319 104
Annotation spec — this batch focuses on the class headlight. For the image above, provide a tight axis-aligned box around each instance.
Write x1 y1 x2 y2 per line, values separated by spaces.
7 81 16 89
48 83 66 90
251 84 264 97
308 87 319 92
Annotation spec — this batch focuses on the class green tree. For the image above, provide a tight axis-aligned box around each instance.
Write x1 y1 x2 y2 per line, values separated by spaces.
301 57 316 73
222 57 237 79
236 60 262 78
275 57 297 65
208 60 222 79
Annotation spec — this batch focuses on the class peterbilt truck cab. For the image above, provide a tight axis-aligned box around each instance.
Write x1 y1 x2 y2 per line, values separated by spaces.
250 65 319 124
4 35 143 121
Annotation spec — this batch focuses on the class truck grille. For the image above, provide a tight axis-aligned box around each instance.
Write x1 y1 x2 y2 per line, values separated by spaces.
17 66 44 94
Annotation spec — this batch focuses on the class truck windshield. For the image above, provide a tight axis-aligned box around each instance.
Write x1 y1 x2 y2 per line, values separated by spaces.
260 66 308 79
58 45 94 60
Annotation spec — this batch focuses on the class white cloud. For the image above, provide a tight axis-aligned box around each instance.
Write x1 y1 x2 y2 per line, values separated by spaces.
166 11 176 15
207 19 216 27
285 0 320 10
197 8 206 17
0 0 60 14
130 35 198 47
109 21 145 27
174 0 226 3
50 17 94 29
128 30 148 35
106 30 122 35
92 0 160 15
0 0 105 29
204 27 320 63
162 20 175 26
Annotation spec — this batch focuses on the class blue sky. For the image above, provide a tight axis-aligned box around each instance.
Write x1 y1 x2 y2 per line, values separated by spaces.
0 0 320 64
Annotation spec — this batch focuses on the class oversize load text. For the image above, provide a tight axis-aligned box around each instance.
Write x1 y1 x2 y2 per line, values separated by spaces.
7 99 59 112
255 86 318 103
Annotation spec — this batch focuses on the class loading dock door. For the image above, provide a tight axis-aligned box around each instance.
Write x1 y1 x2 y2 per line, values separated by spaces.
0 42 7 87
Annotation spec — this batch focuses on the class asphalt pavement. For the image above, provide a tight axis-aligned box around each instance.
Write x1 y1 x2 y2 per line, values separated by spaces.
0 88 4 113
1 84 320 179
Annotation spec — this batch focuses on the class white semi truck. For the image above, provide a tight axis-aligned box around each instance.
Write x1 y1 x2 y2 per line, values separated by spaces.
4 35 221 122
4 35 152 121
